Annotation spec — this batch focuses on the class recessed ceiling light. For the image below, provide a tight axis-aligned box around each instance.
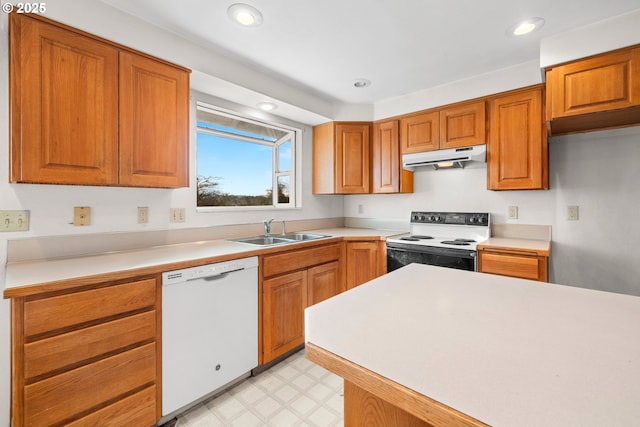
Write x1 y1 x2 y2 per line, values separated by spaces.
227 3 263 27
353 78 371 88
257 101 277 111
507 17 545 36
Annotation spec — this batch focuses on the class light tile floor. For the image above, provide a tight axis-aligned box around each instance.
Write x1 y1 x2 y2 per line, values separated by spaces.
175 349 344 427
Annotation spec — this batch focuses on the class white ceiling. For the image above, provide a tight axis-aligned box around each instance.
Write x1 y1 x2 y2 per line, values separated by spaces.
101 0 640 105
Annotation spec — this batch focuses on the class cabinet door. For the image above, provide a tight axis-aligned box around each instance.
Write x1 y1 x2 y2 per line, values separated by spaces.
308 261 343 306
9 14 119 185
400 111 439 153
547 47 640 119
335 123 371 193
372 120 400 193
262 271 308 362
487 86 548 190
119 51 189 188
346 241 381 290
439 101 486 149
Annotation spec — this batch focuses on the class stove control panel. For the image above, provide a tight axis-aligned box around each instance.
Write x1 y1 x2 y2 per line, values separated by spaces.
410 212 490 226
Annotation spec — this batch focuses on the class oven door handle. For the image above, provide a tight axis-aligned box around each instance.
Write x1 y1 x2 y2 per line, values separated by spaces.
387 244 476 258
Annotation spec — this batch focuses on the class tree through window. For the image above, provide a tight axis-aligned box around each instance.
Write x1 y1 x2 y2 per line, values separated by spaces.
196 103 297 208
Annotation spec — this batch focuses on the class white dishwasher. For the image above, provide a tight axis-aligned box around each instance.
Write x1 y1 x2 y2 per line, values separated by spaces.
161 256 258 417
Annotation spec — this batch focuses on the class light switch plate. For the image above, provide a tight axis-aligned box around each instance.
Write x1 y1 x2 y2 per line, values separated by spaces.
567 205 579 221
508 206 518 220
0 210 30 232
170 208 185 223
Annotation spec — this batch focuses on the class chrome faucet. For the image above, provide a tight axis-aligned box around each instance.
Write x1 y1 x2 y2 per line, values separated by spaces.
281 220 287 235
263 218 275 237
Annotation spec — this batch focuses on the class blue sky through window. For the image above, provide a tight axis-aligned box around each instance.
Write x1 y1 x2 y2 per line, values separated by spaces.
197 131 273 196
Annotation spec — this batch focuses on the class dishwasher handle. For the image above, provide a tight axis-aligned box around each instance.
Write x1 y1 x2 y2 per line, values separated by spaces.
162 256 258 286
196 268 245 282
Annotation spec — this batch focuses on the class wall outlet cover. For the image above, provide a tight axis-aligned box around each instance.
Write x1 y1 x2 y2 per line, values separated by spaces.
138 207 149 224
73 207 91 226
568 205 579 221
508 206 518 220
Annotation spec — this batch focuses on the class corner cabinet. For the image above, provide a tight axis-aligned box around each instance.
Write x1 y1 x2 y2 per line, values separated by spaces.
372 120 413 193
10 276 160 426
313 122 371 194
487 86 548 190
9 13 190 188
345 240 386 290
261 243 343 363
546 45 640 134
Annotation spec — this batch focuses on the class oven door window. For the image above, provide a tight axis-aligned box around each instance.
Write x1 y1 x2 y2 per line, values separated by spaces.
387 245 476 272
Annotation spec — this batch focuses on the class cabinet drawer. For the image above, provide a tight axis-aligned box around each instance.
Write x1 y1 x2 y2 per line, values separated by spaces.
24 278 156 337
263 243 341 277
480 252 544 281
24 342 156 426
65 385 156 427
24 311 156 379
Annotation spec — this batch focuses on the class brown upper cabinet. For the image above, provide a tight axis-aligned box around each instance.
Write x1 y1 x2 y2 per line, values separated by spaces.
313 122 371 194
439 101 486 149
487 85 548 190
9 14 190 188
371 120 413 193
546 45 640 135
400 101 486 153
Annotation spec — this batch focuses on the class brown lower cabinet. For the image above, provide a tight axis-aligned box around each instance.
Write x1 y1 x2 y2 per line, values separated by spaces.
261 243 343 364
261 239 386 364
478 248 548 282
10 276 161 427
345 240 387 290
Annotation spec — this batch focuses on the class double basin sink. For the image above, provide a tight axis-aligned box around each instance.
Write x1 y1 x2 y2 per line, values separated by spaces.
231 233 330 246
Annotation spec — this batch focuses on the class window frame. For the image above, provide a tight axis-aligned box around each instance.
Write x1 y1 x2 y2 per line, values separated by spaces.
195 101 301 212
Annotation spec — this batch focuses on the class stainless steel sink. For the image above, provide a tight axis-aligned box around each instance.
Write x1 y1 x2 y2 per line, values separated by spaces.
230 233 330 246
279 233 329 241
231 236 294 246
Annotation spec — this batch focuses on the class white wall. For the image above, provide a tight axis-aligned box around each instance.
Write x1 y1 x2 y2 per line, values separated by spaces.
344 125 640 295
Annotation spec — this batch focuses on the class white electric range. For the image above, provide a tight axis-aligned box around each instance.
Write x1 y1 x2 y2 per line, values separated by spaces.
386 211 490 272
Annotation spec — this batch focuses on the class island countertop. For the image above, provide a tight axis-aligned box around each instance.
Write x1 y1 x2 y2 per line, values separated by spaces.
305 263 640 427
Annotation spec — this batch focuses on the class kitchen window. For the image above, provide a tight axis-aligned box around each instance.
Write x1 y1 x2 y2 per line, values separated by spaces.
196 103 298 209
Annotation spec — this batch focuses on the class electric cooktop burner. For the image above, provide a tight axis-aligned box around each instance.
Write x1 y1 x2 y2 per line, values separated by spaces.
441 238 477 246
400 235 434 241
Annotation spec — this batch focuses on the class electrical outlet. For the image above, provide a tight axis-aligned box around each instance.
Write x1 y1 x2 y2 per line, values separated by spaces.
0 210 30 232
138 207 149 224
170 208 185 223
508 206 518 220
567 205 579 221
73 207 91 226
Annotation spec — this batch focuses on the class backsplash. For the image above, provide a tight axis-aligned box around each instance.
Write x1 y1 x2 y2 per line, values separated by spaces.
6 217 344 263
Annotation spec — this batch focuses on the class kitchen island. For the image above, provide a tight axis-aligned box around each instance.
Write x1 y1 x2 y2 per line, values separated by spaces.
305 264 640 427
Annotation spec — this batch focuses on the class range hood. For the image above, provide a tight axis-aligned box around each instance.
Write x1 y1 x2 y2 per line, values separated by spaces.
402 145 486 170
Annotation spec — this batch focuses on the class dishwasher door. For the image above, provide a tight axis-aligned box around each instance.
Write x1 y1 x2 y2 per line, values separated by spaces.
162 256 258 416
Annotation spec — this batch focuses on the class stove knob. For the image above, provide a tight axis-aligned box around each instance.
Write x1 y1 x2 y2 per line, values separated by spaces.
419 215 426 221
435 215 442 222
429 215 436 222
470 217 477 224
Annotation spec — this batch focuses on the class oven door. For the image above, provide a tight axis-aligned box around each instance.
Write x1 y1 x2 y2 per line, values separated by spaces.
386 242 476 272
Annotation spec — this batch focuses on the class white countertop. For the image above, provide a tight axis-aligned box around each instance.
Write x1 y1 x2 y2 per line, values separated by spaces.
478 237 551 255
305 263 640 427
4 227 402 290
